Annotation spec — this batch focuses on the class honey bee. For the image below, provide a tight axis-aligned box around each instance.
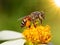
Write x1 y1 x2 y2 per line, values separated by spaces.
19 11 45 28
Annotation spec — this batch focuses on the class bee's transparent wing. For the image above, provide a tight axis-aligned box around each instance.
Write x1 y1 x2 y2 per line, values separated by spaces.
17 16 25 21
0 39 26 45
18 18 23 21
17 15 28 21
0 30 24 41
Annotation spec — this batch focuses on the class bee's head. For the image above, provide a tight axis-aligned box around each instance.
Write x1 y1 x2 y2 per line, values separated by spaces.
40 11 45 19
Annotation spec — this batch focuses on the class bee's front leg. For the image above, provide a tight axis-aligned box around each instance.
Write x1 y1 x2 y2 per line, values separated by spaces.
40 19 42 24
38 15 43 25
39 17 43 25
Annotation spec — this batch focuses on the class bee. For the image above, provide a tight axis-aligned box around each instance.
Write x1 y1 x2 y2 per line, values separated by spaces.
19 11 45 28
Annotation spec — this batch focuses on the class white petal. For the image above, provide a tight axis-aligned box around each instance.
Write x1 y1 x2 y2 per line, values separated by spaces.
0 30 24 40
0 39 26 45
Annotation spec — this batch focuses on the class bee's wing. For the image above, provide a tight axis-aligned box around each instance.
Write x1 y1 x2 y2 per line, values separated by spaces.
0 39 26 45
17 15 29 21
0 30 24 41
17 17 23 21
17 16 27 21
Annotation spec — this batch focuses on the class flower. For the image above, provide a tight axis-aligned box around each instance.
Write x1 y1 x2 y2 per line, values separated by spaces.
0 30 26 45
0 25 52 45
23 25 52 44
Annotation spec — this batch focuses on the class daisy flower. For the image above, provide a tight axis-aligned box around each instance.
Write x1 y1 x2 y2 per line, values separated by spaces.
0 25 52 45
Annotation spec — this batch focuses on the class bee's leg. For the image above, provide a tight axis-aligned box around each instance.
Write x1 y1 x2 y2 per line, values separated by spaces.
38 15 43 24
28 25 31 28
39 18 42 25
40 19 42 24
33 20 37 28
34 23 36 28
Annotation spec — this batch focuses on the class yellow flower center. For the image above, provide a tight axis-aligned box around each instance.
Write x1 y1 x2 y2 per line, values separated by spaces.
22 25 52 44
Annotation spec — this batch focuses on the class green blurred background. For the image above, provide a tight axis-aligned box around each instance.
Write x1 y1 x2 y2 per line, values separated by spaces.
0 0 60 45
